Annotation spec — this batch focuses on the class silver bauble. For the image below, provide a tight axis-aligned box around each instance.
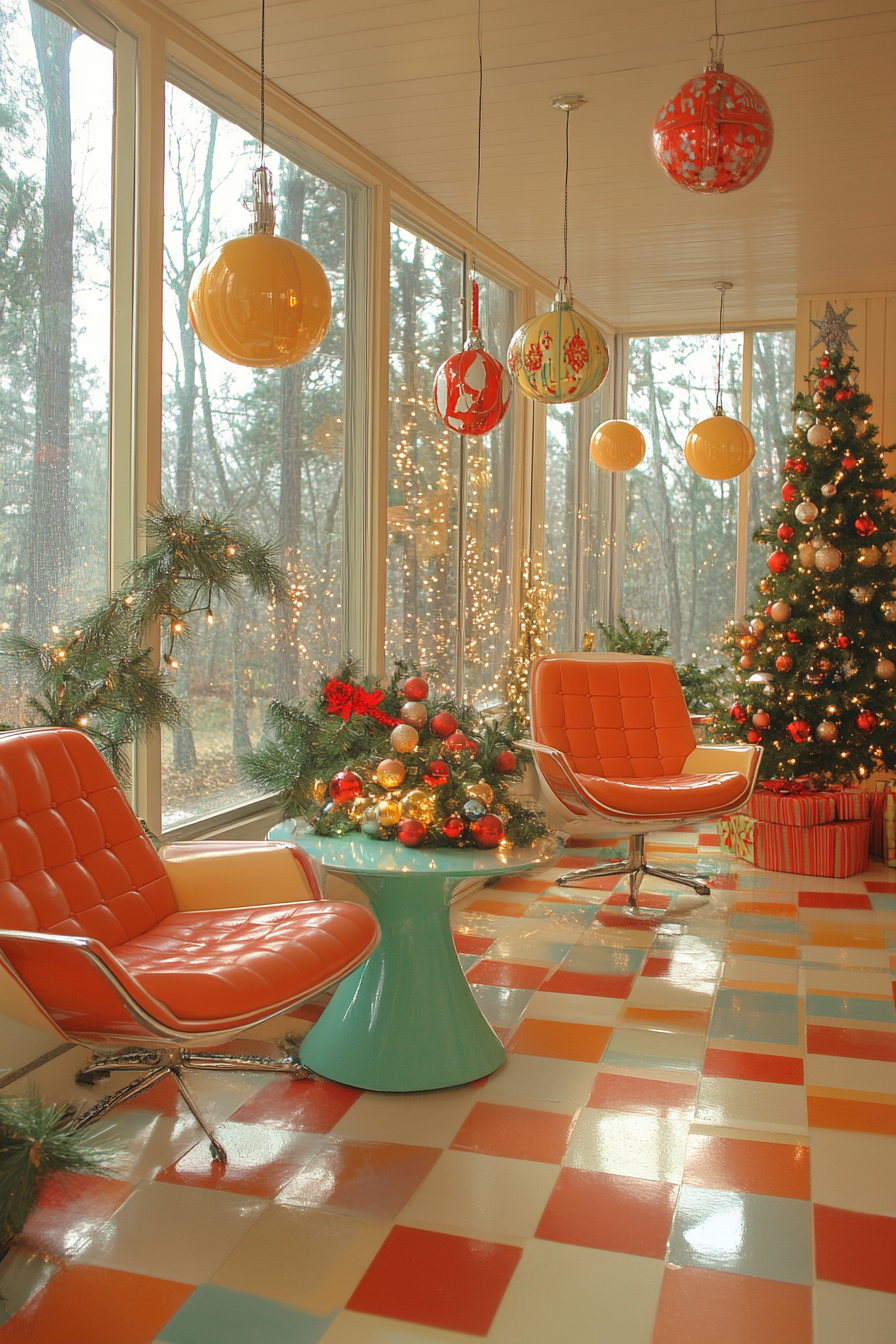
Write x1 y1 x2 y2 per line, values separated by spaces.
807 423 832 447
750 618 765 636
814 544 843 573
794 501 818 524
876 659 895 680
400 700 428 729
883 602 896 622
795 411 814 430
822 607 845 625
815 721 838 743
850 586 873 605
820 482 837 498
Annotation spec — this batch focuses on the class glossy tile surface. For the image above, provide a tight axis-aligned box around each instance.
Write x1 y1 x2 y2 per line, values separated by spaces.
2 823 895 1343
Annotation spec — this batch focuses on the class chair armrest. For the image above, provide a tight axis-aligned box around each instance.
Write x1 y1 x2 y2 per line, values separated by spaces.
681 742 763 784
159 841 321 912
513 739 596 816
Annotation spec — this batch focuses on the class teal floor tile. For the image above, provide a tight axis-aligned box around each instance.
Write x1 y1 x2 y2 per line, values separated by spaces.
709 988 800 1046
157 1285 336 1344
470 984 535 1032
805 994 896 1023
728 914 799 935
667 1187 812 1284
457 954 480 972
562 945 647 975
602 1027 705 1072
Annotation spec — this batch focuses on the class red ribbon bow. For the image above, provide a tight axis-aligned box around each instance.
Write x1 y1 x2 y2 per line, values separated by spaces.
323 678 401 728
760 776 841 797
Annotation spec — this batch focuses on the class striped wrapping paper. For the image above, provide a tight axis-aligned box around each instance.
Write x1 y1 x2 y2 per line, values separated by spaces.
869 781 896 863
833 787 872 821
718 814 871 877
747 791 839 827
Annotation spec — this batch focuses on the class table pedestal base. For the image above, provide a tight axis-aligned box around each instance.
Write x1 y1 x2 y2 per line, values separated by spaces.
300 872 505 1091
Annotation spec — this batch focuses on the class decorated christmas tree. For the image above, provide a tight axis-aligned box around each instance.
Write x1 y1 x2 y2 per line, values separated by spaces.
242 657 548 849
718 304 896 782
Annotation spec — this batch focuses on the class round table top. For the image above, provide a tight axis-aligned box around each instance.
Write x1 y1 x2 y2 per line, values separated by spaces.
268 823 560 879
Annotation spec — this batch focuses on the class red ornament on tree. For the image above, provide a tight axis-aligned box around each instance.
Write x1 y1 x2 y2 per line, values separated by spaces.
441 814 465 841
819 357 829 370
747 729 763 743
397 818 427 847
431 711 458 739
403 676 429 701
786 720 812 744
444 731 470 753
495 751 517 773
782 482 799 503
835 635 850 649
652 65 773 194
841 455 858 470
433 281 511 436
423 760 451 787
775 654 793 672
786 631 802 644
470 813 505 848
729 703 748 725
768 550 790 574
856 711 878 734
329 770 364 805
835 389 853 402
855 514 878 537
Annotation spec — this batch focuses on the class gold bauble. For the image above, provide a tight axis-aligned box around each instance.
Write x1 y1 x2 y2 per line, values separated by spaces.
466 781 494 808
312 778 328 804
815 544 842 573
493 803 511 823
770 601 791 622
401 700 428 729
684 412 755 481
876 659 895 679
858 547 881 567
798 543 815 569
390 724 419 754
349 795 371 823
589 420 646 472
401 788 435 823
376 758 407 789
376 798 402 828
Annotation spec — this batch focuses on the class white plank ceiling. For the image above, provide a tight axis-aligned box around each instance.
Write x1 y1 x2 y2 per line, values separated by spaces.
166 0 896 329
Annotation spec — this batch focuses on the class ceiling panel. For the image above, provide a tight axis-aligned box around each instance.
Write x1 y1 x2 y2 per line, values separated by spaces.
163 0 896 328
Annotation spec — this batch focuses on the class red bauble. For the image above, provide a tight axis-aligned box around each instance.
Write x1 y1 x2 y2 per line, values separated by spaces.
397 818 427 847
835 389 853 402
782 482 799 503
403 676 429 701
765 604 773 617
495 751 517 773
835 635 850 649
329 770 364 805
786 631 802 644
652 68 773 194
784 458 807 476
470 813 505 849
841 455 858 470
752 711 770 728
775 654 793 672
777 524 794 542
768 550 790 574
786 719 812 744
856 711 878 734
431 711 458 739
444 731 469 752
441 814 465 840
433 282 512 436
819 357 829 370
747 729 763 743
855 514 878 537
729 703 748 724
423 760 451 787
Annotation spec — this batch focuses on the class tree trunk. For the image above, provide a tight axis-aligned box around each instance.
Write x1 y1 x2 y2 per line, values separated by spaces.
643 343 682 658
231 621 252 758
27 6 74 636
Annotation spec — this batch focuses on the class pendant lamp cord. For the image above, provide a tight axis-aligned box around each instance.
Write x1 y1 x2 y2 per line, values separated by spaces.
715 285 725 414
560 108 570 291
708 0 725 66
259 0 266 166
471 0 483 284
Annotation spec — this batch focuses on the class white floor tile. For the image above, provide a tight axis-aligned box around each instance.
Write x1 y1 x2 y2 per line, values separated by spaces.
397 1149 558 1240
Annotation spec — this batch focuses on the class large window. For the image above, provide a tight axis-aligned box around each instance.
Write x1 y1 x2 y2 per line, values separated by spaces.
0 0 112 720
621 330 794 661
161 81 351 830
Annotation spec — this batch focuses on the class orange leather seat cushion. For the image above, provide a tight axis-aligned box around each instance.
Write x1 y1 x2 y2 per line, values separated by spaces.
577 770 749 819
115 899 377 1025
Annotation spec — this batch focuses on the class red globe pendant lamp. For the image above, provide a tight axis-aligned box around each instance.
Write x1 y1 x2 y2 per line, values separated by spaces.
507 95 609 405
434 280 511 436
188 0 331 369
653 22 773 195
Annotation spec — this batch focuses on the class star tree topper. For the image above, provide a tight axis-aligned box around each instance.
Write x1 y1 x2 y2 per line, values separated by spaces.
810 301 858 353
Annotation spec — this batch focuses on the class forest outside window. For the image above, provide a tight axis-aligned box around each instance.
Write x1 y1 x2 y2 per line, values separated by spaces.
0 0 113 727
161 80 353 832
621 329 795 662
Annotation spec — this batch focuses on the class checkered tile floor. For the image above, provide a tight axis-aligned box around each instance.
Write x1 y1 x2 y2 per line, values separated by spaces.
1 827 895 1343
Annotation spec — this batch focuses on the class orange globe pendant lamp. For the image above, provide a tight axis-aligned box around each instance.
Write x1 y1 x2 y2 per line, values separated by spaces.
590 419 646 472
508 96 608 405
189 167 331 369
187 0 331 369
684 283 755 481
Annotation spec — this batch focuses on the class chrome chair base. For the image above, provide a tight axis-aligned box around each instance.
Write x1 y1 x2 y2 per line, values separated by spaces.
73 1045 312 1162
555 834 711 917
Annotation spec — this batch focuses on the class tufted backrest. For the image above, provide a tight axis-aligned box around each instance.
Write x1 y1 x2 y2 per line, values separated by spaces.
529 654 696 780
0 728 176 946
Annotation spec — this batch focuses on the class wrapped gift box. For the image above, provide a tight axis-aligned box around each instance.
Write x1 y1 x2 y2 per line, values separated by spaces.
718 812 871 878
870 781 896 866
747 791 838 827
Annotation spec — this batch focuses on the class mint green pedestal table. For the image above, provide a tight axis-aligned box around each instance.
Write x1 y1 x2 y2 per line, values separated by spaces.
267 827 558 1093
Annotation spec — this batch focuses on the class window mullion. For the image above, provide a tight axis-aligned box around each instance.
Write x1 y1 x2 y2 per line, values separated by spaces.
735 330 754 620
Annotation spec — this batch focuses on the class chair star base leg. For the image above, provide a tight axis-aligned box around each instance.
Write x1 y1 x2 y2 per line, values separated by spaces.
555 834 711 917
71 1044 314 1161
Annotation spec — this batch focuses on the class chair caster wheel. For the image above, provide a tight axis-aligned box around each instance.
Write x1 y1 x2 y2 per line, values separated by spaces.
76 1070 109 1086
209 1141 227 1164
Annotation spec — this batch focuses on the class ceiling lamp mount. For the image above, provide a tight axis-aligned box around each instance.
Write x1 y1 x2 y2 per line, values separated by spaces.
550 94 587 113
684 282 756 480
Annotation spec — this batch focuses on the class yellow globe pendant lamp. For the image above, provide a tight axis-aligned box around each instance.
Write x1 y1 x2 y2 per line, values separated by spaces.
590 419 646 472
684 282 755 481
188 0 331 369
507 96 609 405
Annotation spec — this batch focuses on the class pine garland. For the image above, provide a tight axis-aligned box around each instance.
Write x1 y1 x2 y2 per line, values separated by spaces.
0 1089 115 1248
242 656 549 848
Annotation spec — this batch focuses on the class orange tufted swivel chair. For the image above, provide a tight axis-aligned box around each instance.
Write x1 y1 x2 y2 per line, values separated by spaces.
0 727 380 1160
516 653 761 915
